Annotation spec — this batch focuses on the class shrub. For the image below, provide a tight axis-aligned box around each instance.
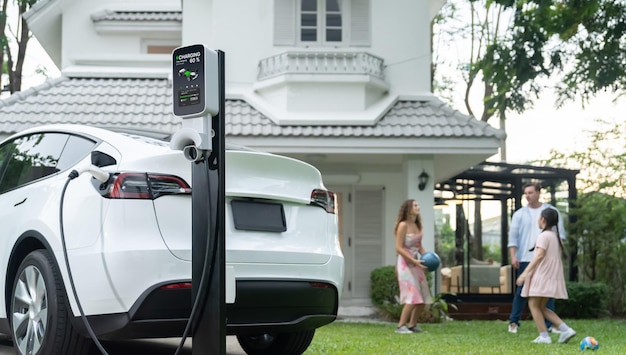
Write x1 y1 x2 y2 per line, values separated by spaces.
370 266 402 320
557 282 610 318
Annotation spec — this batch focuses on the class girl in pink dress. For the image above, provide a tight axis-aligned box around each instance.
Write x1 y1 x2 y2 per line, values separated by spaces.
516 208 577 344
394 199 432 334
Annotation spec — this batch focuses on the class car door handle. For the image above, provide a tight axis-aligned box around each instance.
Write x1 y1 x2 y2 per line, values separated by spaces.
14 198 27 207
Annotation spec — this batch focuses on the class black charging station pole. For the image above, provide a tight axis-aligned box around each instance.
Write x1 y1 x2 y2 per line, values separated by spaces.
191 50 226 354
171 44 225 355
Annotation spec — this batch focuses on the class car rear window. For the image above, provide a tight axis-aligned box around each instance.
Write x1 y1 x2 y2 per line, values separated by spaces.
57 135 97 171
0 133 68 192
0 133 96 193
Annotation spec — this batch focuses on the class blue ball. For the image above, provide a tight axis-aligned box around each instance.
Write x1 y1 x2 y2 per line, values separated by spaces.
420 252 441 272
580 336 599 350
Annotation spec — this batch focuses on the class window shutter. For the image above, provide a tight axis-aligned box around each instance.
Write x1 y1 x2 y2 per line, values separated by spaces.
274 0 296 46
353 187 383 298
350 0 370 46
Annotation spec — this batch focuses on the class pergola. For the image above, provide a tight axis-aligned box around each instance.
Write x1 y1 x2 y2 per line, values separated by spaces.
435 161 580 285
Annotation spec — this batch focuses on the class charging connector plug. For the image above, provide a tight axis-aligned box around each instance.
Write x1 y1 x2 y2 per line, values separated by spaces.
69 165 111 183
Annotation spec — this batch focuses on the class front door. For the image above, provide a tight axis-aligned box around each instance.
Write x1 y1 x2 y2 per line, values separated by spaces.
330 185 384 301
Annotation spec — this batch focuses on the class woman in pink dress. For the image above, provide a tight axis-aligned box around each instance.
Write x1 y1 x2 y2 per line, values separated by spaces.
394 199 432 334
516 208 577 344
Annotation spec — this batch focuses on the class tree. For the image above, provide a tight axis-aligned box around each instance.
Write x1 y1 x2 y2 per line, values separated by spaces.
539 120 626 315
1 0 36 94
432 0 626 159
433 1 540 160
433 1 513 123
480 0 626 112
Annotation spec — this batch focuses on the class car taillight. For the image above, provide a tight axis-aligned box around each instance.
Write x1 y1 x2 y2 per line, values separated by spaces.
101 172 191 199
310 189 336 214
160 282 192 290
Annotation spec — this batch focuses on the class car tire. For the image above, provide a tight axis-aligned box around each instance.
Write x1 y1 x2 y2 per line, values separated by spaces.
10 249 93 355
236 330 315 355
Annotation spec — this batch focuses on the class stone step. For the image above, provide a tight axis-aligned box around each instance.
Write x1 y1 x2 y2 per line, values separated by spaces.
339 301 531 321
338 305 377 318
447 302 530 321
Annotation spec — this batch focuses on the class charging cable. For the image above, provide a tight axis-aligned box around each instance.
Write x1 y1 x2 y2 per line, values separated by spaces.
174 159 220 355
61 164 219 355
61 167 111 355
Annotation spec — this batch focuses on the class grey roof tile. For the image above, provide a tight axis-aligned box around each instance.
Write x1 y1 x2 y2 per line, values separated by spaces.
0 77 505 140
91 10 182 22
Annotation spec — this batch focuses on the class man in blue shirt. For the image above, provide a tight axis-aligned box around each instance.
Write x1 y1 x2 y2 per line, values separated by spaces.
507 182 566 334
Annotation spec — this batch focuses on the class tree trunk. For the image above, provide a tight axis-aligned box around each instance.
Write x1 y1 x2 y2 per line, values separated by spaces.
0 0 9 91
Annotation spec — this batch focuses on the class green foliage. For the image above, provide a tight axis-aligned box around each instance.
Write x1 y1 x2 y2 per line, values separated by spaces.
482 243 501 264
436 221 456 267
568 192 626 315
429 291 458 323
556 282 609 319
486 0 626 108
432 0 516 122
539 120 626 316
433 0 626 123
370 265 455 323
370 265 400 314
554 0 626 105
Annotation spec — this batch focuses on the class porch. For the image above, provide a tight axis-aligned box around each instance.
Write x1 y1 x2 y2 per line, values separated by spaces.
433 161 579 319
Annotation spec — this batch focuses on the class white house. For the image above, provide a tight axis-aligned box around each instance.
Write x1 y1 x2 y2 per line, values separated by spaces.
0 0 505 306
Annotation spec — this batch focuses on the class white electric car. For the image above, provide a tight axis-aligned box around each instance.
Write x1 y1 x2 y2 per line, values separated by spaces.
0 124 343 355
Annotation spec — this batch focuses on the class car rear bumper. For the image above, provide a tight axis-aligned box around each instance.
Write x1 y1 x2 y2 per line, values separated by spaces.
80 280 339 340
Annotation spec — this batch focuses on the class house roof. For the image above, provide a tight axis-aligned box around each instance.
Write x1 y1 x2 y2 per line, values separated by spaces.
0 76 505 141
90 11 182 23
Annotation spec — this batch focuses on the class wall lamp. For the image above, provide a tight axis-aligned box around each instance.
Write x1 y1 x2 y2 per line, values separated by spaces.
418 170 429 191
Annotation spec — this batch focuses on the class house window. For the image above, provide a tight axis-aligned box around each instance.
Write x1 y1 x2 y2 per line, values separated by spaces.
274 0 370 47
142 39 181 54
300 0 343 45
147 45 179 54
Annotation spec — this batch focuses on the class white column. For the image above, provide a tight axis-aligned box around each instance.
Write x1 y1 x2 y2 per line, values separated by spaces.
182 0 213 46
403 159 435 253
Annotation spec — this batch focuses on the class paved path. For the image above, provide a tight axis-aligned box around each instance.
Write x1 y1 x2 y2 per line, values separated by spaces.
0 336 246 355
0 309 378 354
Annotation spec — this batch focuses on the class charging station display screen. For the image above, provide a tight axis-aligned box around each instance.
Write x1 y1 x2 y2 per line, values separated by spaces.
179 87 200 106
173 45 206 117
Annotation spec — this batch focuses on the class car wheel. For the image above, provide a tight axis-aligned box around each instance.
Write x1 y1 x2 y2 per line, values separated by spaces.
236 330 315 355
10 250 92 355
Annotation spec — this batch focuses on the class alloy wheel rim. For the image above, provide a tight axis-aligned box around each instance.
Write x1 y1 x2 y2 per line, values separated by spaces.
12 265 48 355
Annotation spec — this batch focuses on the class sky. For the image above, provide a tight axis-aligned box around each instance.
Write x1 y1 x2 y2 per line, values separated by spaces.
502 93 625 163
19 40 61 87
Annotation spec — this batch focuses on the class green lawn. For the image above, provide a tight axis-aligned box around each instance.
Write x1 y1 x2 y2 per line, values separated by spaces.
305 319 626 354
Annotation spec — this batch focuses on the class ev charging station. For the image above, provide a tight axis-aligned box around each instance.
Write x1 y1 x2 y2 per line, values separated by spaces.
170 44 227 355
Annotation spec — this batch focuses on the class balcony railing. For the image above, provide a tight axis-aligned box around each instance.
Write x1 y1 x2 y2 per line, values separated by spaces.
257 51 385 81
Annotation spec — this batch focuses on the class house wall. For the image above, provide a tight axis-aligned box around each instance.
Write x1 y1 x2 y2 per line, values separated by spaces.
179 0 438 266
370 1 432 96
61 0 176 67
183 0 433 96
54 0 434 96
323 158 435 267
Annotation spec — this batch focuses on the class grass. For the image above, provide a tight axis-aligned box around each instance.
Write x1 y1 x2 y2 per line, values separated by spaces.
304 319 626 354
